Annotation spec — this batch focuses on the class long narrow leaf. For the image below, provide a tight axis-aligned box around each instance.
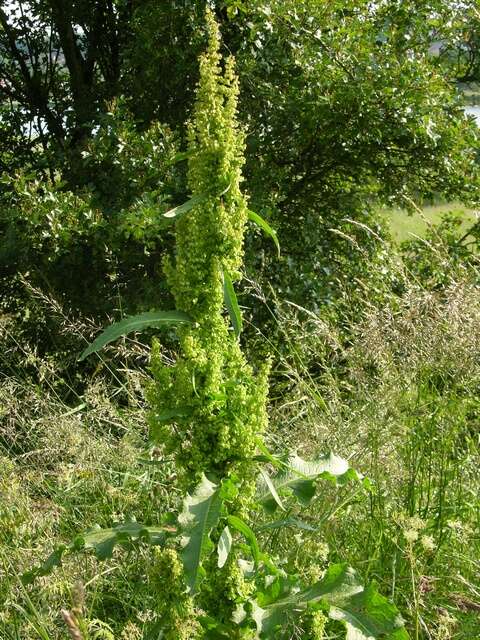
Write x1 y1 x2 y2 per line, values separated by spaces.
179 475 223 593
248 210 280 257
223 271 242 337
227 515 260 566
79 310 192 361
22 522 172 585
259 468 285 511
217 526 233 569
162 192 208 221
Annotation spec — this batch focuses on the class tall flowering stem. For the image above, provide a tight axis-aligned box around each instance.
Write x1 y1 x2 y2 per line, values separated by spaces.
148 11 269 629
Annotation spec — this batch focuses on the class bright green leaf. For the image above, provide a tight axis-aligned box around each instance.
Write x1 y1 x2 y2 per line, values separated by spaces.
179 475 223 593
248 210 280 257
227 515 260 566
79 310 192 360
223 271 242 337
217 525 233 568
259 468 285 511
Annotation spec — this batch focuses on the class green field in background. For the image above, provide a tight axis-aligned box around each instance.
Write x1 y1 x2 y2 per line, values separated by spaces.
384 202 479 243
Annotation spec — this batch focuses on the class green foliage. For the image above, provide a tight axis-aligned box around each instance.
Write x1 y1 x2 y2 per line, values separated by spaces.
0 111 182 324
250 563 408 640
257 452 365 513
79 310 193 361
5 4 480 639
269 272 480 637
179 475 223 594
401 211 480 288
233 0 480 312
22 522 172 586
15 15 411 640
1 0 478 328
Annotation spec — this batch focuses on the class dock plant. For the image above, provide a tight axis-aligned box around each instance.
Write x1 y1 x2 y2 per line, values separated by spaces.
25 11 410 640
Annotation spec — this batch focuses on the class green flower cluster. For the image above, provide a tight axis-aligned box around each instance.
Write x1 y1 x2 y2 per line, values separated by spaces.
149 11 269 501
303 610 327 640
149 548 201 640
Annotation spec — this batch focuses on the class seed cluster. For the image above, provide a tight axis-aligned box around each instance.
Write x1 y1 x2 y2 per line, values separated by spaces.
149 11 269 499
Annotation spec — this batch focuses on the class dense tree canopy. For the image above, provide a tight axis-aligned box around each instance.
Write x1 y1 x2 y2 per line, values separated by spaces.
0 0 479 316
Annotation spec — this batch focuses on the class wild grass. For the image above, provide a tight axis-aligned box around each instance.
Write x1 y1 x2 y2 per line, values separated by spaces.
1 252 479 638
268 282 480 639
0 303 179 638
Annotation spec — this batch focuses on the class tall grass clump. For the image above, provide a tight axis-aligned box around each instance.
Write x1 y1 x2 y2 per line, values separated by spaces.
268 278 480 639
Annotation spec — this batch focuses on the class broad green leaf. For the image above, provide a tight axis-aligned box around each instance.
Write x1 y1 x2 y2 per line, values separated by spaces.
179 475 222 593
217 525 233 568
227 515 260 566
329 581 410 640
223 271 242 337
257 452 362 513
79 310 192 360
22 522 172 585
250 563 408 639
248 210 280 257
199 616 232 639
162 192 208 221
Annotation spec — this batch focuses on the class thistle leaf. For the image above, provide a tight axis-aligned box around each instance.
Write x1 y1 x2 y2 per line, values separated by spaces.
223 271 242 337
179 475 223 593
79 310 192 360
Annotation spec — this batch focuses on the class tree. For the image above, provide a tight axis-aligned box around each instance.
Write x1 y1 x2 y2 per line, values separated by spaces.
0 0 478 322
0 0 135 178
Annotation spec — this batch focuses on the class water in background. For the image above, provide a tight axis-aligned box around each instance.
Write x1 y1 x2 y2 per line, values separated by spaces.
465 106 480 124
